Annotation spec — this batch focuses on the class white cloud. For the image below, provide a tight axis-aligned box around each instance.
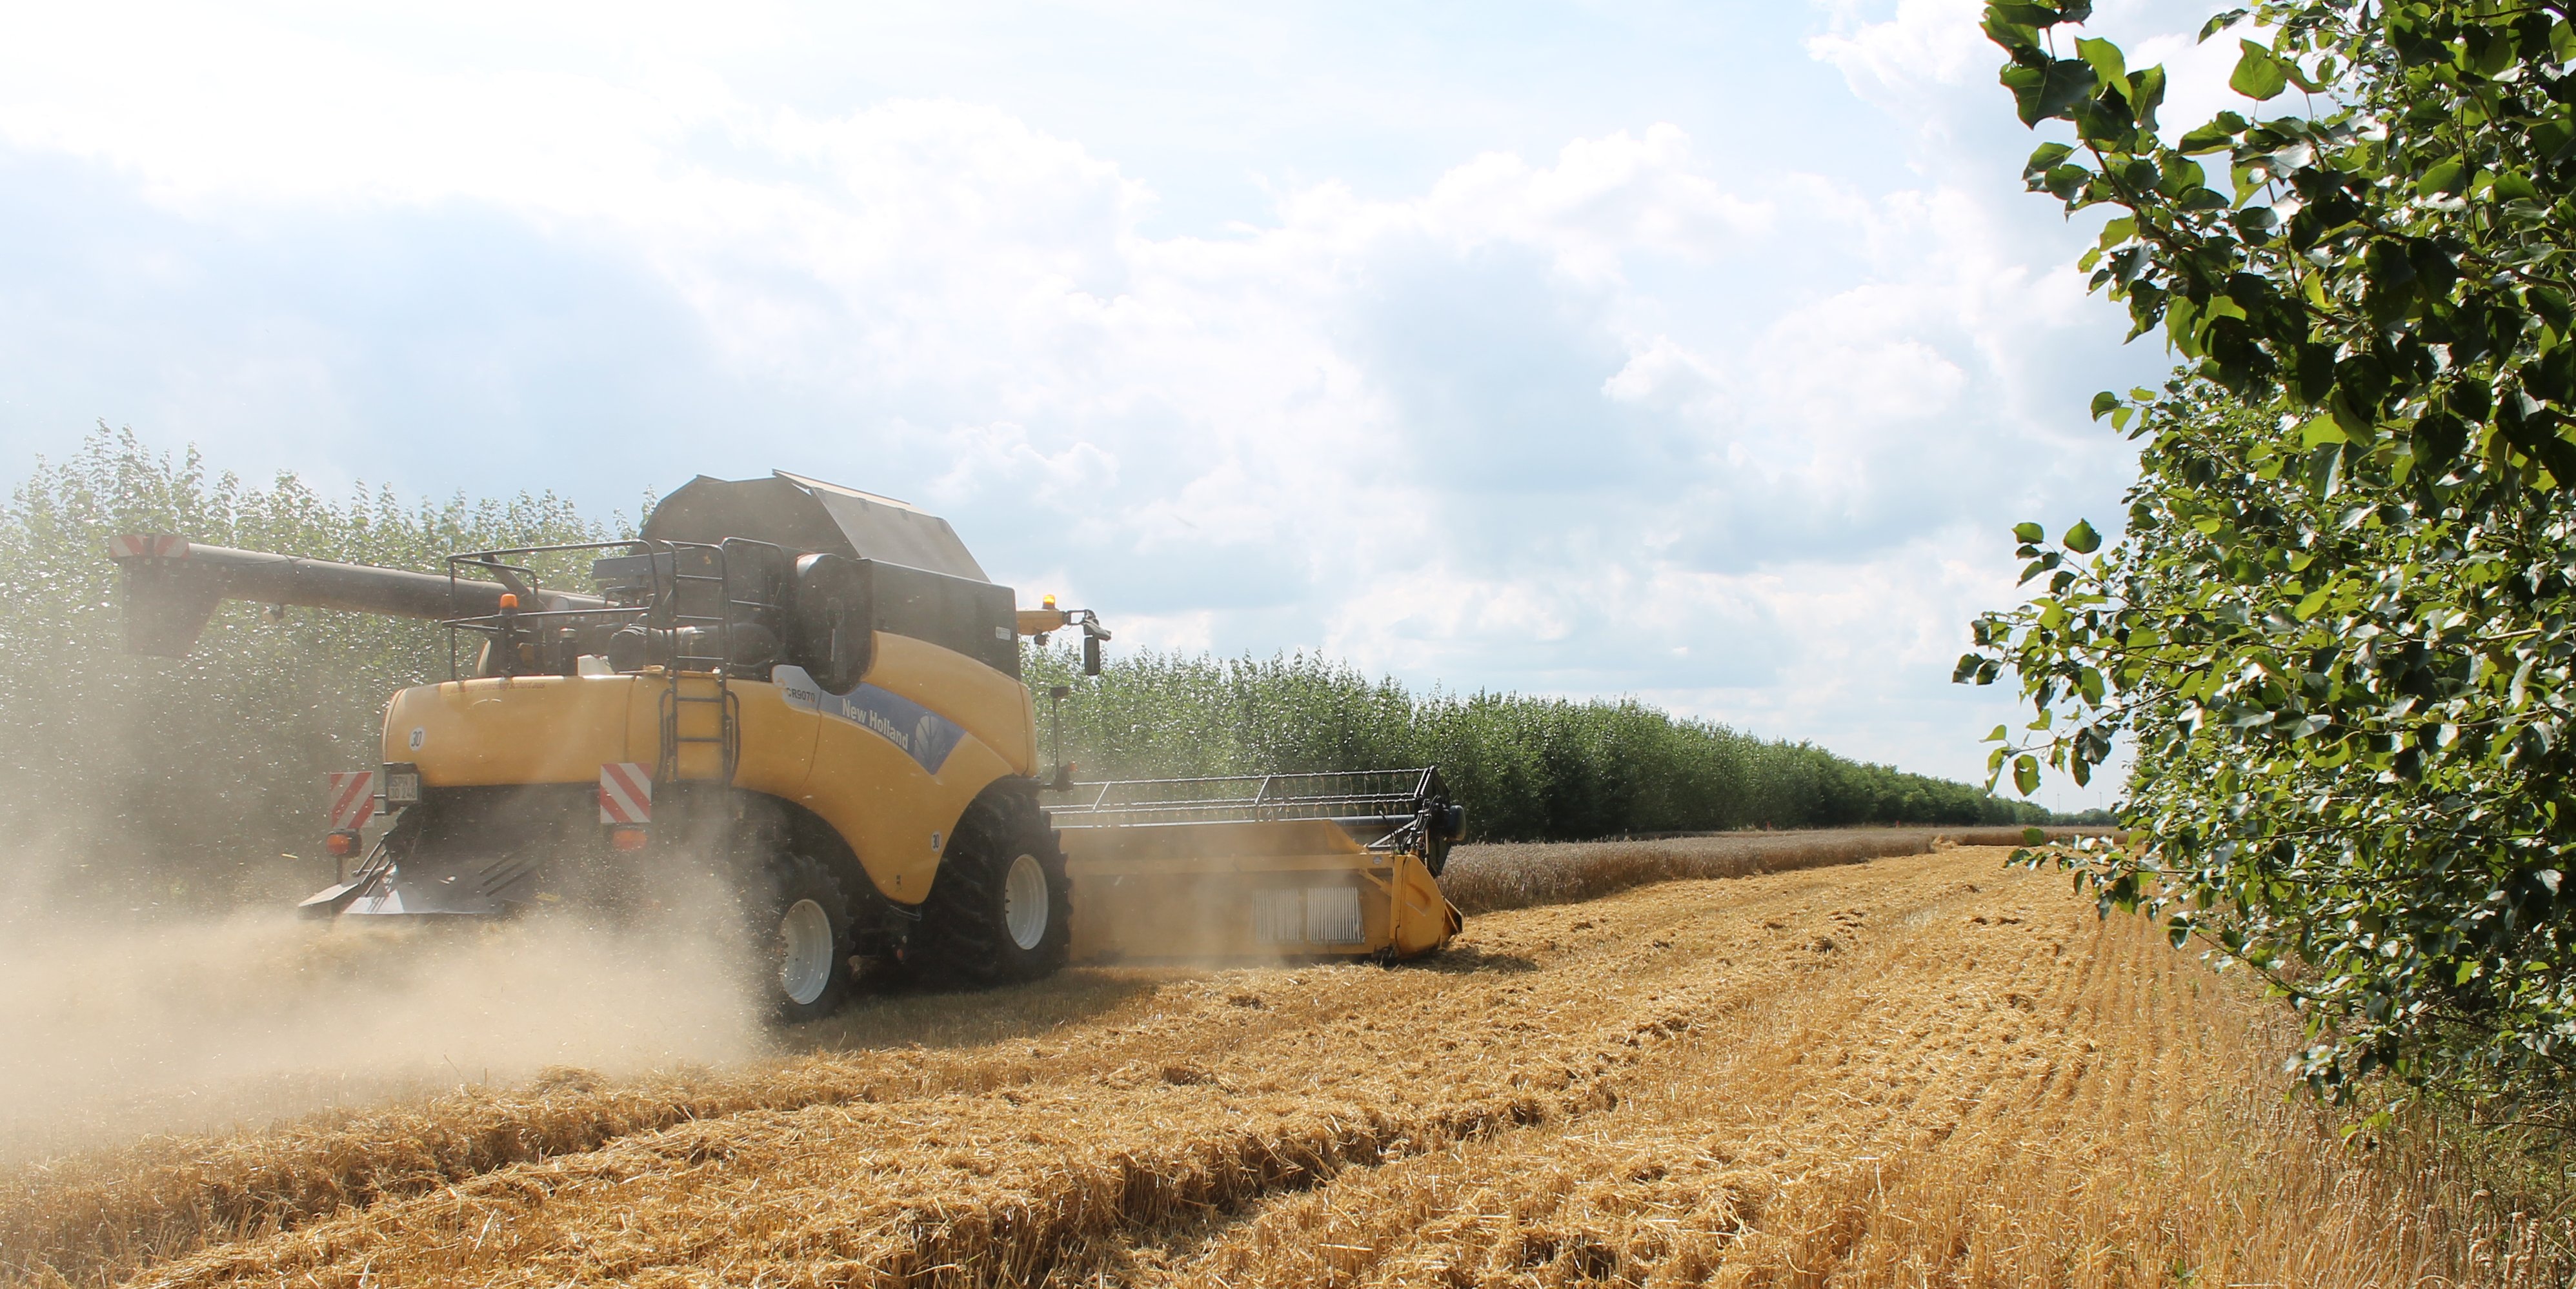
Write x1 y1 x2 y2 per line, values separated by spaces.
1807 0 1993 107
1602 336 1725 414
0 1 2216 797
1420 126 1775 281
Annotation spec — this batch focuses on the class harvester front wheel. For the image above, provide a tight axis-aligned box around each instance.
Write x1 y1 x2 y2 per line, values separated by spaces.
758 852 854 1023
910 789 1070 985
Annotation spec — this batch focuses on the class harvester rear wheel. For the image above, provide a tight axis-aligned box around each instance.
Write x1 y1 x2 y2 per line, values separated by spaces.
756 852 854 1023
909 788 1070 986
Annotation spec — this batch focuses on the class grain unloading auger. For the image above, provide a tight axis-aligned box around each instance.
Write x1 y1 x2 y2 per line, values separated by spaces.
107 470 1464 1020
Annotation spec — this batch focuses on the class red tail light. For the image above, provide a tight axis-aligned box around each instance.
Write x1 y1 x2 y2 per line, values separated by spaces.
323 829 359 858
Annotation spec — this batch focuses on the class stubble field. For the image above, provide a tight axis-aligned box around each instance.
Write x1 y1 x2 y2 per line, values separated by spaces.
1 846 2520 1286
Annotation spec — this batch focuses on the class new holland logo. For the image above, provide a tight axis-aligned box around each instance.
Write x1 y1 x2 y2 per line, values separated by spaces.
770 664 968 774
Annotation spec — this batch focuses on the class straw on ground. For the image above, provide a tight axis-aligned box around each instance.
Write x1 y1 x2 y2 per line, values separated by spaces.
1 848 2526 1287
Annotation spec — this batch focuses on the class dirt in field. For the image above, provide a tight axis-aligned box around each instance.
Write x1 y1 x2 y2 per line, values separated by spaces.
0 849 2486 1288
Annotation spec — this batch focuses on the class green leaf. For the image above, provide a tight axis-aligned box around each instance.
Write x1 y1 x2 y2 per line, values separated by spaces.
2013 755 2042 795
2411 409 2469 473
1981 5 2043 50
2126 65 2168 132
2156 154 2208 199
2197 7 2248 41
2528 286 2572 337
2041 163 2092 199
2229 39 2289 101
2076 36 2127 88
2091 390 2124 420
2005 55 2101 126
2418 157 2466 196
2304 441 2342 498
2177 111 2246 154
1989 3 2064 24
2466 23 2515 77
1984 723 2009 743
2064 519 2103 554
2014 521 2048 543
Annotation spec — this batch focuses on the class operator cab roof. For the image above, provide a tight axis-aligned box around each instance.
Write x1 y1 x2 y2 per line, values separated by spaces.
641 471 989 582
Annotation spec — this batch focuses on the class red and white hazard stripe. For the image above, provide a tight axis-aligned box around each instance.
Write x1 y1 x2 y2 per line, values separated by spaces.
599 763 653 824
106 534 188 561
323 771 377 830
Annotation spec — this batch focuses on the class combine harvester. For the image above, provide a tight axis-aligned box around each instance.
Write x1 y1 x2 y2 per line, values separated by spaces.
109 471 1463 1019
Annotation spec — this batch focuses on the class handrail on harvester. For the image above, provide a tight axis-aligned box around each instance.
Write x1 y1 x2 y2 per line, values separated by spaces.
1043 767 1445 837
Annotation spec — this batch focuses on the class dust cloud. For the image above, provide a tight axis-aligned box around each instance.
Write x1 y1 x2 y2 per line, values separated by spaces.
0 883 767 1164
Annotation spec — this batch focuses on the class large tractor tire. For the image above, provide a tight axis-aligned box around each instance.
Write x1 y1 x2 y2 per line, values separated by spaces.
751 850 854 1023
907 788 1071 986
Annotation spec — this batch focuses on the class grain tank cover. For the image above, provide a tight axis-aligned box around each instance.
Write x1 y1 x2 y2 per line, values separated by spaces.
642 471 989 581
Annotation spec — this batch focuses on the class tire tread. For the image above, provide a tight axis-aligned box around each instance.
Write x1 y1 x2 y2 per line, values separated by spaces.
909 786 1071 985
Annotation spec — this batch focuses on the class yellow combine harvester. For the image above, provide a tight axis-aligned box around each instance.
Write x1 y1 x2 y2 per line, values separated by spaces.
109 471 1462 1019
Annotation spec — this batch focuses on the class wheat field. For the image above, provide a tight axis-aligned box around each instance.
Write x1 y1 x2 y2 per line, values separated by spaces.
0 848 2538 1286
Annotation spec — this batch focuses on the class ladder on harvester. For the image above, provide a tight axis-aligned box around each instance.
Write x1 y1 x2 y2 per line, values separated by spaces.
651 539 749 786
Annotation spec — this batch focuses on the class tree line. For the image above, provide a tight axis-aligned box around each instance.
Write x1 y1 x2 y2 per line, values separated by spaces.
0 430 2038 908
1027 648 2046 841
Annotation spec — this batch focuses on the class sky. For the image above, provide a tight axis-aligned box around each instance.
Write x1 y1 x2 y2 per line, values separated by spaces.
0 1 2255 806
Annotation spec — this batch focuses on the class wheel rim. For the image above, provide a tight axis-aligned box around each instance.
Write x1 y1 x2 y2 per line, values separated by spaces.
1002 852 1049 952
778 897 836 1007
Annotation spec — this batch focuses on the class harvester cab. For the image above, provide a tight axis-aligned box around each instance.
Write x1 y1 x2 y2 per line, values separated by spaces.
108 470 1464 1021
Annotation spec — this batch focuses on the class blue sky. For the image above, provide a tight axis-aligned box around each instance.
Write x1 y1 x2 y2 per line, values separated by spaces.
0 1 2251 804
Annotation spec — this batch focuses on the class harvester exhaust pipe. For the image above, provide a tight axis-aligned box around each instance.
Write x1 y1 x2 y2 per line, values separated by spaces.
105 535 607 657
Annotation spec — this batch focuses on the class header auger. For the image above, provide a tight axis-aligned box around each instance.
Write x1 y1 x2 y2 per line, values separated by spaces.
108 470 1462 1019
